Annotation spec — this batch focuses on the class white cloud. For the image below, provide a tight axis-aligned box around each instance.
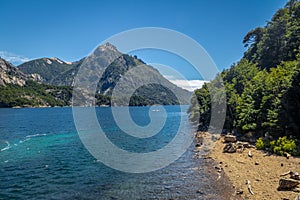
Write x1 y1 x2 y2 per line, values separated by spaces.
169 79 209 92
0 51 30 65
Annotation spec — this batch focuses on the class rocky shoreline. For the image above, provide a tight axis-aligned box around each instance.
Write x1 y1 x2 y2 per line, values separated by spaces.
194 132 300 200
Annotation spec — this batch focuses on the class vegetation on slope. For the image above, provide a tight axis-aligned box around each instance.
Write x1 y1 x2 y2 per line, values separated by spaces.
189 0 300 155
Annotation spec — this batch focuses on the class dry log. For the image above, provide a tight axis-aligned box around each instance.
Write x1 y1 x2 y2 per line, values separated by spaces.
224 135 237 143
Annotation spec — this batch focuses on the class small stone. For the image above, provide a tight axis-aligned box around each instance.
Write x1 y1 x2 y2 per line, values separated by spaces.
291 172 300 180
255 161 259 165
292 188 300 193
236 189 243 195
196 190 204 194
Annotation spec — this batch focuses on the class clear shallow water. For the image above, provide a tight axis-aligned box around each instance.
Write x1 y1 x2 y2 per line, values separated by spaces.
0 106 231 199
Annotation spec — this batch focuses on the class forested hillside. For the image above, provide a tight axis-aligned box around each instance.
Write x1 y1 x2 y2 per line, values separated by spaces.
189 0 300 155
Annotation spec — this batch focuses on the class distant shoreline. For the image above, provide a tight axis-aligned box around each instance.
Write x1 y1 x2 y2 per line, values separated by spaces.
3 104 189 109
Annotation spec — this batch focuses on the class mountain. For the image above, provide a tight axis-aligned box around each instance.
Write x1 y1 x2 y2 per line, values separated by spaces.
0 58 72 107
18 57 82 86
18 43 191 106
1 58 30 86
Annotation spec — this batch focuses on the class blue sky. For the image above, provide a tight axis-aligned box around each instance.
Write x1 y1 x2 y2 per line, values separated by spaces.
1 0 287 88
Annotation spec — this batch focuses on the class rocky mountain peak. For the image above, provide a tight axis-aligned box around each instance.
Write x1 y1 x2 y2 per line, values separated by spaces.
98 42 118 52
0 57 28 86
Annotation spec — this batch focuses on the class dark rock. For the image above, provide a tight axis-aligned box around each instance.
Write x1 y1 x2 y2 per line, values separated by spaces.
291 172 300 180
223 143 237 153
278 178 300 190
195 143 201 147
196 190 204 194
236 189 243 195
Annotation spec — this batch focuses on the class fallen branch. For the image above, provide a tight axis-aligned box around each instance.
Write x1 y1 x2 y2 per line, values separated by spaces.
280 171 292 177
236 159 246 164
246 180 254 195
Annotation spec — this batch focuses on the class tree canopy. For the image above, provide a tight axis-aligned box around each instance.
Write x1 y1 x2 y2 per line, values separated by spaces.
189 0 300 147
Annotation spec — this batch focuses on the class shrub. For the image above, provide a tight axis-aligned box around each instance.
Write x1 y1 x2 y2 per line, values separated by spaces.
269 136 297 156
255 137 267 150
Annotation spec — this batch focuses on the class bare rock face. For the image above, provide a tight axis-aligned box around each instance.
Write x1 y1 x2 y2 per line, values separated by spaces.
29 73 43 82
278 178 300 190
0 58 28 86
224 135 237 143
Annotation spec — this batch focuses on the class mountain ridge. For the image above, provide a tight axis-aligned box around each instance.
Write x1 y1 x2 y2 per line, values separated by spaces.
1 43 191 107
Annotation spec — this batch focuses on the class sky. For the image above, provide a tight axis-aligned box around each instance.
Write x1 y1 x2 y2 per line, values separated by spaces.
0 0 287 90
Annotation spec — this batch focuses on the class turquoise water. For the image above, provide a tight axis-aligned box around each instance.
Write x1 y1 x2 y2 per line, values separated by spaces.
0 106 230 199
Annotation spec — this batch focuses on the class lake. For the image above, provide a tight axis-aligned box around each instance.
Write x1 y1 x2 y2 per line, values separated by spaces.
0 106 231 199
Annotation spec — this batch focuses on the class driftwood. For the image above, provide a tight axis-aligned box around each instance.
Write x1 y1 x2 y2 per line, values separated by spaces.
246 180 254 195
223 140 255 154
224 135 237 143
280 171 300 180
236 141 256 149
281 171 293 177
236 159 246 164
283 152 291 159
248 150 253 158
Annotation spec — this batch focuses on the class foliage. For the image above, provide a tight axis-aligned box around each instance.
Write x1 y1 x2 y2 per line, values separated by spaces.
255 136 299 156
243 0 300 69
189 0 300 147
269 136 298 156
95 94 111 106
0 80 72 107
255 137 268 150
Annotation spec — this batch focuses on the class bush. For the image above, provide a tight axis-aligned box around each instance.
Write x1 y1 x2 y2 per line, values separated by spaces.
255 137 268 150
256 136 300 156
269 136 298 156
